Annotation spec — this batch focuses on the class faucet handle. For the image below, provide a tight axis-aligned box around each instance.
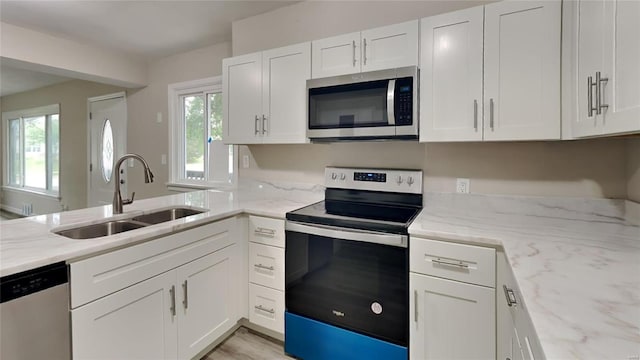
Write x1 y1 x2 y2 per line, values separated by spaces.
123 192 136 205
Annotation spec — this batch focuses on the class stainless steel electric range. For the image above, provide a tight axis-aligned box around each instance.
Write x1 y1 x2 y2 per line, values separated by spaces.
284 167 423 360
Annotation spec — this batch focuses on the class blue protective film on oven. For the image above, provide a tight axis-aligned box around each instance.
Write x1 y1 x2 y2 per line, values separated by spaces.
285 311 407 360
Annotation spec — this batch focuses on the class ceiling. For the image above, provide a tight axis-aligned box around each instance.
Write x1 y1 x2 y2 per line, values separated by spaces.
0 0 298 97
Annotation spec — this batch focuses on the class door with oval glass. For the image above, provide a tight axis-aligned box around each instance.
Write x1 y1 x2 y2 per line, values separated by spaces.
88 93 127 207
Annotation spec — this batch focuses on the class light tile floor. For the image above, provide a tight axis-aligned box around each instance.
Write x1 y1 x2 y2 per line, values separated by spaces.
202 327 294 360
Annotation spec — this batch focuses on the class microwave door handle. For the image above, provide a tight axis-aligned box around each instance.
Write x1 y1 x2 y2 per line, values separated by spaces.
387 79 396 125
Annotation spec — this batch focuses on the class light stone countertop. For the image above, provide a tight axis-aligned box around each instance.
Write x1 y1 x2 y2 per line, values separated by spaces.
2 185 639 359
409 193 640 360
0 180 323 277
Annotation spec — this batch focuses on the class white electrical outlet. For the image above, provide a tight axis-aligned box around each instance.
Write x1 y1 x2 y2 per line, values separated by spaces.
161 154 167 165
456 178 470 194
242 155 250 169
156 112 163 123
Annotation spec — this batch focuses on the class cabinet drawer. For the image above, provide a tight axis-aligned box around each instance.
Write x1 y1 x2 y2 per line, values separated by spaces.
249 283 284 334
70 218 236 308
249 216 285 248
249 242 284 291
410 237 495 287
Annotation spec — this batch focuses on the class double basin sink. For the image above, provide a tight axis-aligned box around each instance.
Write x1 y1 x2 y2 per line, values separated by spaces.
55 207 205 240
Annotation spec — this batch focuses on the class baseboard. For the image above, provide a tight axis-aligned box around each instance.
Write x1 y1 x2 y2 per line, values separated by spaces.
192 321 243 360
240 318 285 342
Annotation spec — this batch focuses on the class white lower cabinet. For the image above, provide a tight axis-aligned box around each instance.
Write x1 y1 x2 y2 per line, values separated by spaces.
72 271 178 360
249 283 285 333
409 236 496 360
410 273 495 360
70 218 242 360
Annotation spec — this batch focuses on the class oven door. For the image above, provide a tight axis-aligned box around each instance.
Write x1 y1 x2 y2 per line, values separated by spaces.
285 221 409 346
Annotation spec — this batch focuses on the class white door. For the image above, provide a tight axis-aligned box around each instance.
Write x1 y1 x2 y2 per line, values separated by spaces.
574 0 607 137
177 246 236 360
484 0 561 141
361 20 419 72
410 273 495 360
311 32 361 78
262 42 311 144
88 94 127 207
420 7 484 142
71 271 178 360
223 52 263 144
601 0 640 135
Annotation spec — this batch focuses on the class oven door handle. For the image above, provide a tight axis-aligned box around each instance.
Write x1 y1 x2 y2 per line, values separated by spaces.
286 221 408 248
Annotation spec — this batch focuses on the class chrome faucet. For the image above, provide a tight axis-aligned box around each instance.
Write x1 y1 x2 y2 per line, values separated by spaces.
113 153 154 214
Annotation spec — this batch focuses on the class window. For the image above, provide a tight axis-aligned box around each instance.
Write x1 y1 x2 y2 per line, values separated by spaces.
168 77 235 189
3 104 60 195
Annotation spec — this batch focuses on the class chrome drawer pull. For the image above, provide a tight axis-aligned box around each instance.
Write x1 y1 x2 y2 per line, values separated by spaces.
432 258 469 269
503 285 517 307
255 305 275 314
473 99 478 131
182 280 188 309
254 263 275 271
255 227 276 237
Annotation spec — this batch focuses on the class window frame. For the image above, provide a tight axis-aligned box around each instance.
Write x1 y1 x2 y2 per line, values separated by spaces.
167 77 237 190
2 104 60 198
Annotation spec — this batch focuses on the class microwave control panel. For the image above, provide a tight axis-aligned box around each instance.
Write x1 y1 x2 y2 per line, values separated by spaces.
395 77 413 125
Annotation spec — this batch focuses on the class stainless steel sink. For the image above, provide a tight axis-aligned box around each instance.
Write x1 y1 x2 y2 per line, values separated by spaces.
132 208 204 225
55 220 148 240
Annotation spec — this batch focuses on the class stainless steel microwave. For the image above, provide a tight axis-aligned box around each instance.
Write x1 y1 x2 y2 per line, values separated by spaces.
307 66 418 142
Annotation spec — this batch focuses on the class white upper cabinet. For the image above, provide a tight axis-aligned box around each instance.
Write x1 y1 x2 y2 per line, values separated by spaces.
573 0 640 137
223 42 311 144
312 20 418 79
421 1 561 142
420 6 484 142
484 0 561 141
311 32 361 79
223 52 263 144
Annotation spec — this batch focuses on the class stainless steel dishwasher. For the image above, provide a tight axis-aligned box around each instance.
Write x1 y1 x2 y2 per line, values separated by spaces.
1 262 70 360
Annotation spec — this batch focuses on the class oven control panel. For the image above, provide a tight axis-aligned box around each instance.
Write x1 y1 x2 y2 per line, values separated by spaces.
326 167 422 194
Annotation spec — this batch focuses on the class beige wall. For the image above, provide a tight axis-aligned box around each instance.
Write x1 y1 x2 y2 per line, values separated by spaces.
126 42 232 199
627 138 640 202
0 80 127 214
233 0 631 200
232 0 494 56
241 139 629 199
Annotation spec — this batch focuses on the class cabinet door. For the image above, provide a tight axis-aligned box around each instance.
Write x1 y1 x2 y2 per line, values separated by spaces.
420 7 484 142
72 271 178 360
262 42 311 144
410 273 495 360
177 245 237 360
361 20 419 72
311 32 361 78
484 0 561 141
601 0 640 135
223 52 263 144
574 0 607 137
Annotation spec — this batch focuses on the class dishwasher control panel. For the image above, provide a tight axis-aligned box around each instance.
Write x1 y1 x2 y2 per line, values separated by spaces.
1 262 68 303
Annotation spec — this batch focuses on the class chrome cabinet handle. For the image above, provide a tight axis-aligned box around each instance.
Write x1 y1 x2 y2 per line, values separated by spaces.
489 98 495 130
596 71 609 115
169 285 176 316
182 280 188 309
254 263 275 271
255 227 276 237
503 285 517 307
363 38 367 65
254 115 260 135
352 40 357 67
587 76 596 117
432 258 469 269
262 115 268 135
473 99 478 131
255 305 275 314
414 290 418 322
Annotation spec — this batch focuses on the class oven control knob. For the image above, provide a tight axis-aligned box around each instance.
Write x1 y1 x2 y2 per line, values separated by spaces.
340 173 346 181
331 172 337 180
407 176 414 186
396 176 403 184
